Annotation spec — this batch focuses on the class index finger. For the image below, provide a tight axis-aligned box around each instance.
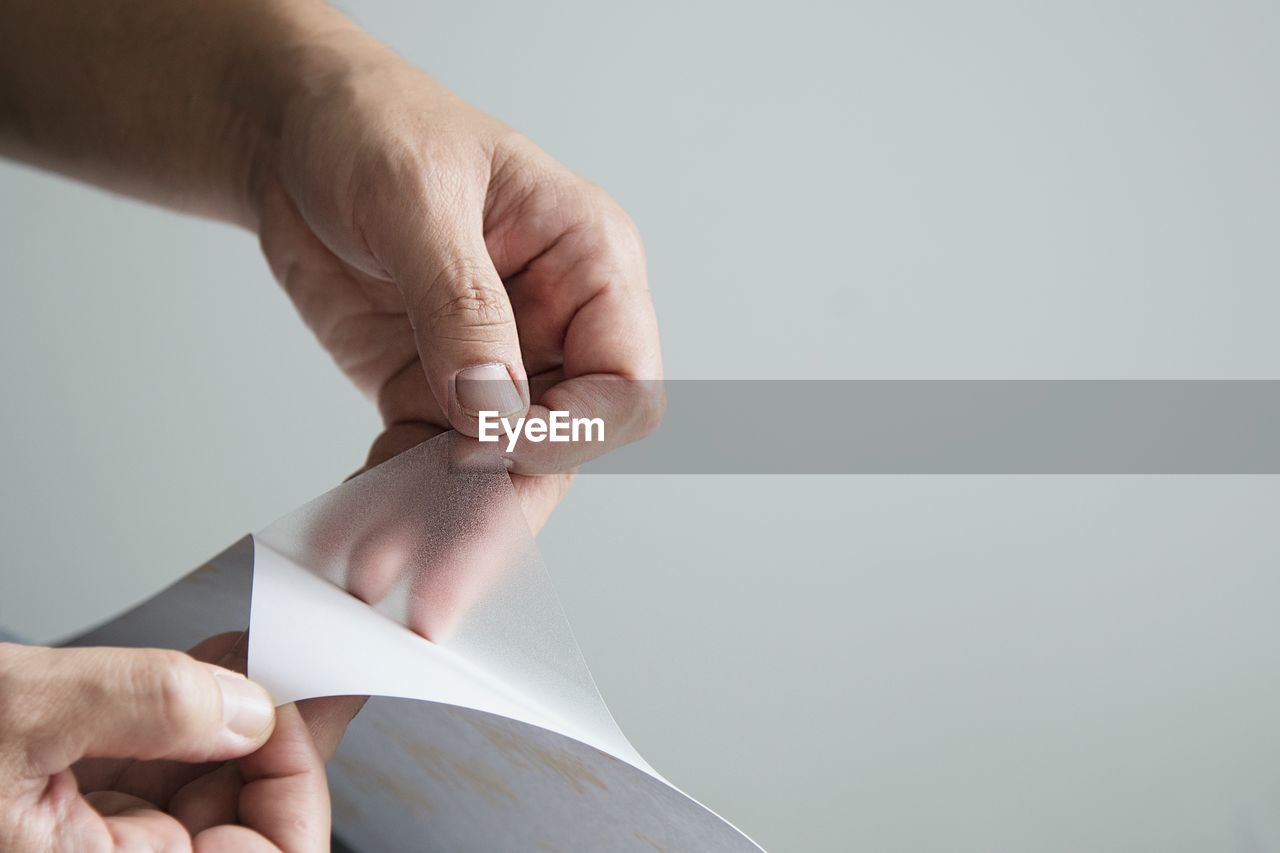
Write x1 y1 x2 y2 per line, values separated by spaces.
503 236 664 473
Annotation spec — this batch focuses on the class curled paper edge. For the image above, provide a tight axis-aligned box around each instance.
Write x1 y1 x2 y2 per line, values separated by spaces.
246 433 761 849
63 434 763 850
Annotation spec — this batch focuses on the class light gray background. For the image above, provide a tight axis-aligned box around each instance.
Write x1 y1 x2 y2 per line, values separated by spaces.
2 2 1279 851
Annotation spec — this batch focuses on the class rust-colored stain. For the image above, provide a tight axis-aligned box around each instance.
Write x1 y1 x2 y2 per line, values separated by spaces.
409 739 516 808
363 708 610 816
183 563 223 586
634 831 667 851
465 716 608 795
334 754 435 814
375 719 517 808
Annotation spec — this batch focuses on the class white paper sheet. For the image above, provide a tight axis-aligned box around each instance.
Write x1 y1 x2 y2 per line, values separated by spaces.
248 543 649 773
66 434 762 851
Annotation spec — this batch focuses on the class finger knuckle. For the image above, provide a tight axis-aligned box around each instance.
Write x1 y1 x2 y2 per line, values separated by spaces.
0 645 40 736
0 645 24 737
491 130 540 167
611 211 647 267
604 197 643 242
130 650 209 738
421 267 513 339
572 189 646 285
634 382 668 437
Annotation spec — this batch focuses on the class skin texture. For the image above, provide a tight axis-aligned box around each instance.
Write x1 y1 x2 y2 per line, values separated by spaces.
0 0 665 487
0 0 663 843
256 23 665 486
0 636 330 851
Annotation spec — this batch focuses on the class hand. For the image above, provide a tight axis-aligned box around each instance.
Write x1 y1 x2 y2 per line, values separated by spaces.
1 0 663 530
254 22 664 524
0 636 329 852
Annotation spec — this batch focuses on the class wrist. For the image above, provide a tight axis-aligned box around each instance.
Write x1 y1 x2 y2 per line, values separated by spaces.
235 10 512 235
225 1 373 229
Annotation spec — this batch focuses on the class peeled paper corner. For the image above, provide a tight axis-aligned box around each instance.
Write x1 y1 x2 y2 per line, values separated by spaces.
67 432 762 852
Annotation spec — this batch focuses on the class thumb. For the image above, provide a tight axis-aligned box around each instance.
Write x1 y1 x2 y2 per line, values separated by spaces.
380 201 529 436
0 644 276 779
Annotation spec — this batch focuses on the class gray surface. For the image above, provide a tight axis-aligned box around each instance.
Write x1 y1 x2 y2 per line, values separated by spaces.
334 697 758 852
2 1 1280 850
64 538 253 653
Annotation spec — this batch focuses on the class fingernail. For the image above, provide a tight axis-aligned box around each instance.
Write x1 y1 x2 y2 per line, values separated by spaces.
215 671 275 738
455 363 525 417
